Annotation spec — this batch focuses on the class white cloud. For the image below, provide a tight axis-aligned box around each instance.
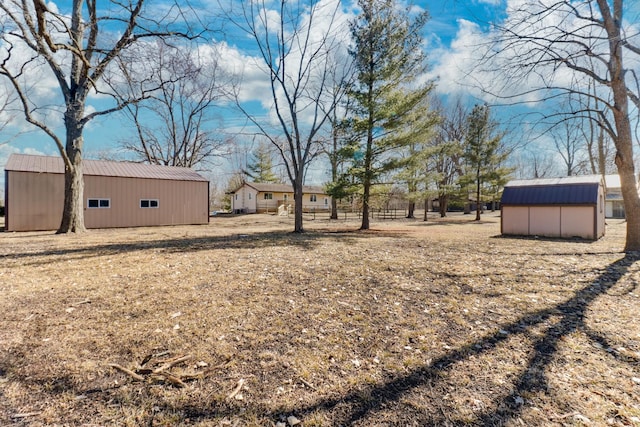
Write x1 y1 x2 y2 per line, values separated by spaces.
475 0 503 5
426 0 640 109
212 0 353 131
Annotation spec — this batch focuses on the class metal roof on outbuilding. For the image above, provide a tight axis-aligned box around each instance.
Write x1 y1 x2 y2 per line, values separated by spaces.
501 175 602 206
5 154 208 182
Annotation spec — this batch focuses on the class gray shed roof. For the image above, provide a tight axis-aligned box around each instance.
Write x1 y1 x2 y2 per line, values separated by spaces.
501 176 602 205
5 154 208 182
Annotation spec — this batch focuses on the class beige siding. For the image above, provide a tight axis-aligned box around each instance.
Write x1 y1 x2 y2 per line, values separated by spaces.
6 172 208 231
501 206 529 235
6 171 64 231
529 206 561 237
560 206 595 239
231 184 332 213
84 176 208 228
304 194 331 211
502 204 604 240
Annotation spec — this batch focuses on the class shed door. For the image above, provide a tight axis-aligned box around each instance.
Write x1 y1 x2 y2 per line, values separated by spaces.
529 206 560 237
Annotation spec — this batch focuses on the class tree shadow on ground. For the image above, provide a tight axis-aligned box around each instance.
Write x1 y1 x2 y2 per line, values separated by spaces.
303 252 639 425
3 246 636 425
148 252 638 425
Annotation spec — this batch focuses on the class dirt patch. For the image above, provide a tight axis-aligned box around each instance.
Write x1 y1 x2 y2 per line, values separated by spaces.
1 212 639 426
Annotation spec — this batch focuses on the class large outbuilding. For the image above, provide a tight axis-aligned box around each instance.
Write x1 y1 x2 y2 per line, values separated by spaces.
4 154 209 231
500 176 605 240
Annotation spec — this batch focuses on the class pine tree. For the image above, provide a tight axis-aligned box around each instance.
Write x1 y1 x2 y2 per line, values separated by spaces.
245 142 280 183
346 0 433 230
460 104 511 221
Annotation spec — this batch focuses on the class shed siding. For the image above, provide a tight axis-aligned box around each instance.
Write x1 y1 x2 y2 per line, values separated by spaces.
500 176 605 241
84 176 208 228
560 206 595 239
6 171 207 231
7 171 64 231
501 206 529 235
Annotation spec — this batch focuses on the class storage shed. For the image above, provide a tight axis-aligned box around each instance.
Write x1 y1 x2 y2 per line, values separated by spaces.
4 154 209 231
500 176 605 240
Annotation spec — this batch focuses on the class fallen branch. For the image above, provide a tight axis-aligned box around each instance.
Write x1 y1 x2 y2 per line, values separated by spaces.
109 363 145 381
11 412 41 419
298 377 317 391
72 299 91 307
154 371 187 388
153 355 192 374
227 378 245 400
109 353 209 388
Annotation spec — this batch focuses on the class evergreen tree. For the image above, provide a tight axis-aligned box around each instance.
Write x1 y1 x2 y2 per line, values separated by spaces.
345 0 433 230
393 96 439 219
459 104 511 221
245 142 280 183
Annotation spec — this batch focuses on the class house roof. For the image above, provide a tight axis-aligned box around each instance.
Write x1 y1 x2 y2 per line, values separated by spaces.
233 181 326 194
501 175 602 205
5 154 208 182
604 174 621 189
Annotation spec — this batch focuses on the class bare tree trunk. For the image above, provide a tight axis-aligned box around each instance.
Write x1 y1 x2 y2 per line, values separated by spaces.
407 201 415 219
423 199 428 221
439 193 448 217
58 153 85 233
293 175 304 233
361 178 371 230
598 0 640 251
360 81 374 231
475 164 481 221
58 113 86 233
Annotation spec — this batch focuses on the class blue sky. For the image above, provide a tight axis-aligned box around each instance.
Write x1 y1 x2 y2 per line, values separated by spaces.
0 0 637 191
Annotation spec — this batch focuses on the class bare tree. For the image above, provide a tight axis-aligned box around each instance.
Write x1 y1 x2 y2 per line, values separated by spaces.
486 0 640 250
0 0 198 233
550 117 589 176
119 43 230 168
221 0 347 233
516 146 558 179
580 81 616 175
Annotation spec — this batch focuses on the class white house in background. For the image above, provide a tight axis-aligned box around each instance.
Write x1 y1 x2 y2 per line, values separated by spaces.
500 175 605 240
228 182 331 214
604 174 625 219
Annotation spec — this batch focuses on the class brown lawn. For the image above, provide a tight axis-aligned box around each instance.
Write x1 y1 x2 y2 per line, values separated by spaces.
0 212 639 426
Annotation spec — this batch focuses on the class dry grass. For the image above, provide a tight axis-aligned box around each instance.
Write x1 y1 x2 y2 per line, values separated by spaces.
1 212 639 426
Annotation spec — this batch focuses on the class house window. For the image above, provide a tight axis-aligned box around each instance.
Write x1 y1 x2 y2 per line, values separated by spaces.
264 193 273 200
324 198 328 205
284 194 288 201
235 194 238 200
310 194 317 202
87 198 110 209
140 199 159 208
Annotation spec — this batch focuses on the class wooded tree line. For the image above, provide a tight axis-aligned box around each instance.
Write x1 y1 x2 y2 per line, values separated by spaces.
1 0 639 250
